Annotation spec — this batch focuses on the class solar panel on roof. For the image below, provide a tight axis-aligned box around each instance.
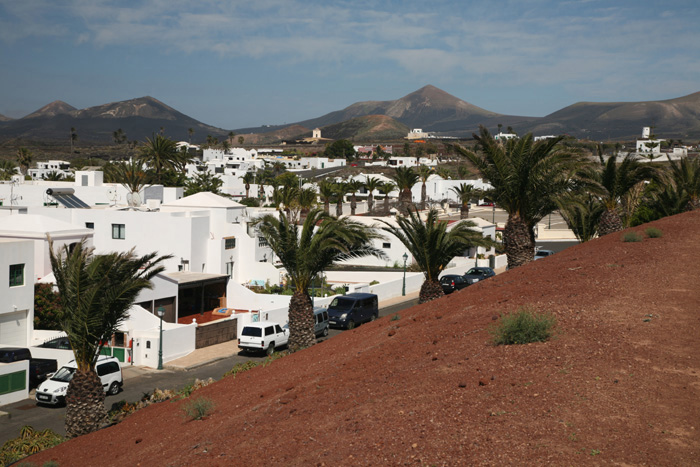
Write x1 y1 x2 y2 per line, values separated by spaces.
46 188 91 209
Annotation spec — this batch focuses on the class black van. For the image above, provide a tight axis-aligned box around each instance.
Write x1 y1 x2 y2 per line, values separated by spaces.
327 293 379 330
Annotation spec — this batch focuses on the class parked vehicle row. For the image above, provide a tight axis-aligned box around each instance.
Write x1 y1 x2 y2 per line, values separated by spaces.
440 267 496 294
0 347 58 389
327 293 378 330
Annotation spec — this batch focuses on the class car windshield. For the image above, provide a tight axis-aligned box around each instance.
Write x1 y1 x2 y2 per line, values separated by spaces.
465 269 480 275
330 297 355 309
241 327 262 337
51 366 76 383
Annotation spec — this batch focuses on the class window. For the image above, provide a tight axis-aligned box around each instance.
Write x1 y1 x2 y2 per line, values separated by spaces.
224 237 236 249
226 261 234 278
382 242 391 249
9 264 24 287
97 362 119 376
112 224 125 239
265 326 274 336
85 222 94 229
258 236 269 248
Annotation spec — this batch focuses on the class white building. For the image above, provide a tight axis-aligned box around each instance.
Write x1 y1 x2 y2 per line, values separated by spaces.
28 160 72 180
406 129 431 140
0 239 35 347
495 132 517 141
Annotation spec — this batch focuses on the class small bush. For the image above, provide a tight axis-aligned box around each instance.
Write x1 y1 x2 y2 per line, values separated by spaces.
370 280 380 286
645 227 663 238
390 313 401 321
0 426 64 466
490 307 556 346
621 231 643 242
182 396 215 421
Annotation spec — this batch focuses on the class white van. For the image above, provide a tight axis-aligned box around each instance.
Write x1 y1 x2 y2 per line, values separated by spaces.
35 356 123 406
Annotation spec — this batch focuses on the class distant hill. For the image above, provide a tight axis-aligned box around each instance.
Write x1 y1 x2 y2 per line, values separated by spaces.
2 87 699 145
0 97 231 144
0 113 15 122
316 114 410 141
518 92 700 140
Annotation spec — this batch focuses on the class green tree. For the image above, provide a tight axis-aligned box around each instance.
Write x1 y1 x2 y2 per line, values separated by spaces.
324 140 356 160
34 283 62 330
391 166 419 215
184 172 223 196
556 194 604 242
188 127 194 144
666 155 700 211
435 167 451 180
364 176 382 213
0 160 17 180
112 128 127 147
104 159 148 202
43 171 65 181
381 208 494 303
450 183 480 219
49 239 169 438
346 179 364 216
454 126 587 268
334 181 350 216
584 147 659 236
70 127 78 154
16 147 32 175
254 209 385 350
240 172 256 198
318 179 335 214
379 181 396 213
238 136 245 146
417 165 432 210
138 134 183 185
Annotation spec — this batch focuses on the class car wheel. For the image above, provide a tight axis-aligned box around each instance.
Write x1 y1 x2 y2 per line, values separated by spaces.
108 382 120 396
266 342 275 356
323 326 329 337
346 320 355 330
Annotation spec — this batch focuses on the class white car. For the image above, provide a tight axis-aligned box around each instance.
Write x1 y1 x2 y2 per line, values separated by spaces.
35 356 123 406
238 321 289 355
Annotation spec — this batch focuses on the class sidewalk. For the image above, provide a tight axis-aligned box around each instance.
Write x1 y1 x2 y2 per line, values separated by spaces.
143 292 421 372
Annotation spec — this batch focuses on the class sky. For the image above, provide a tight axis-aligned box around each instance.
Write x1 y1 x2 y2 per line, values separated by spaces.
1 0 698 131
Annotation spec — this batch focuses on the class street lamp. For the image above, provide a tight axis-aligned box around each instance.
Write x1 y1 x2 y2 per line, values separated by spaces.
156 306 165 370
402 252 408 296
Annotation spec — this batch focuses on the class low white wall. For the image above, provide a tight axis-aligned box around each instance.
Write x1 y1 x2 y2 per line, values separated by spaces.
0 360 29 406
131 322 196 368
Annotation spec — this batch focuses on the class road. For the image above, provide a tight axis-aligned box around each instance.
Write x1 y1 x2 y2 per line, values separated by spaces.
0 298 418 445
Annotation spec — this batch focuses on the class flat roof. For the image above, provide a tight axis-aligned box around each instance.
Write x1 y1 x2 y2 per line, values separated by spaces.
162 271 229 285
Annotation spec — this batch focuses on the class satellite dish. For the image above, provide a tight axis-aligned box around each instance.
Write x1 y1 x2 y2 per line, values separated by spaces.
126 192 141 207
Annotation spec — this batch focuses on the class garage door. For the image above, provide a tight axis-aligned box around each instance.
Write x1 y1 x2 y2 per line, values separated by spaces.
0 310 28 346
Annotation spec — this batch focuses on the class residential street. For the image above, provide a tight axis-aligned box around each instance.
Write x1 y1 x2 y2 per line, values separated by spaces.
0 297 418 445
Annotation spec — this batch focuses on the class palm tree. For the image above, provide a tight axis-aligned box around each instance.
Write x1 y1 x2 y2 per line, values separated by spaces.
16 147 32 176
417 165 433 210
557 194 604 242
0 160 17 180
585 147 659 236
391 166 419 214
454 126 587 269
228 131 235 145
254 209 385 350
43 171 65 181
318 179 335 214
379 181 396 214
450 183 480 219
364 176 382 213
381 208 494 303
48 239 169 438
346 179 364 215
240 172 255 198
666 155 700 211
70 127 78 154
457 165 472 180
238 136 245 146
138 134 181 185
297 187 318 222
105 159 148 201
435 167 451 180
112 128 127 147
334 181 349 217
188 128 194 144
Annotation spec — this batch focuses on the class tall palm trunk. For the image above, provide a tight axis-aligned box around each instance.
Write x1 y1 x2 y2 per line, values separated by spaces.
460 202 469 219
504 214 534 269
399 189 412 214
384 195 390 213
350 194 357 216
598 208 623 236
421 183 427 210
368 193 374 213
336 197 343 216
288 291 315 352
65 369 106 438
419 279 443 304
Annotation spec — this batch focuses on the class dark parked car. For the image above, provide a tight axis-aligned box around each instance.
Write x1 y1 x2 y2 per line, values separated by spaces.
327 293 378 329
0 347 58 388
440 274 469 294
462 267 496 285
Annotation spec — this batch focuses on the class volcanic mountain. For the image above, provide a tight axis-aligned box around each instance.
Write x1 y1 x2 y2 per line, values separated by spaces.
27 211 700 465
520 91 700 140
0 97 230 143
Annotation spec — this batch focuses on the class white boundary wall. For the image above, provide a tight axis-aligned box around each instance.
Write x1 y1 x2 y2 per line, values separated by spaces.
0 360 29 406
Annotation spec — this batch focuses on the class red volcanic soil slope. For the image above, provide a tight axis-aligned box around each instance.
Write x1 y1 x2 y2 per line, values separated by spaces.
31 212 700 466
